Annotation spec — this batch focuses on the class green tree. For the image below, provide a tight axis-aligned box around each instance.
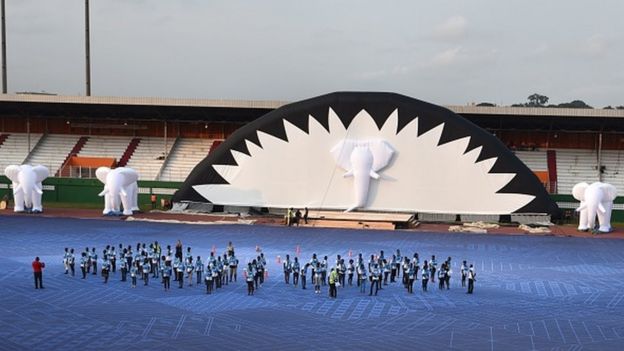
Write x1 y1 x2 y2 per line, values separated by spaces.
557 100 592 109
527 93 549 107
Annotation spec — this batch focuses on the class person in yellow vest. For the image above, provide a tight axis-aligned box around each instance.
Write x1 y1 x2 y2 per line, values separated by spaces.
328 267 339 298
285 208 293 226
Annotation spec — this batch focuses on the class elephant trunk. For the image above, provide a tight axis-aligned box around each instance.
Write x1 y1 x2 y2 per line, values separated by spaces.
18 171 37 209
345 146 376 212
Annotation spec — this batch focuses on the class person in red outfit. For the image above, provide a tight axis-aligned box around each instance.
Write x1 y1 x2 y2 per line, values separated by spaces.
32 257 45 289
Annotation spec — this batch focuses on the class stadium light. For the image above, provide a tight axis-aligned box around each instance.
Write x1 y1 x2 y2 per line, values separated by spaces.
1 0 7 94
85 0 91 96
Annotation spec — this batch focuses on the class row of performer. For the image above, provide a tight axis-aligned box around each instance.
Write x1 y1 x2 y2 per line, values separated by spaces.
62 244 477 297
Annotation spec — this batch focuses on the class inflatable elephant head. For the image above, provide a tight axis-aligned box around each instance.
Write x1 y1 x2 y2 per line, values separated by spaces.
4 164 49 213
96 167 140 216
572 181 617 233
331 139 395 212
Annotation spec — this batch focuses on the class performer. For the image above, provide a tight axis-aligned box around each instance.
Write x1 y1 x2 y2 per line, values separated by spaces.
395 249 402 280
162 261 172 291
63 248 70 274
421 260 429 292
80 251 88 279
283 254 292 284
109 246 117 273
292 257 300 287
177 258 185 289
195 256 204 285
32 257 45 289
369 262 380 296
461 260 468 288
101 250 110 284
228 253 238 282
347 259 355 286
445 258 452 290
186 256 194 287
467 264 476 294
320 256 328 286
119 251 128 282
430 255 437 283
130 262 138 288
314 262 322 294
142 259 151 286
438 263 446 290
244 263 254 295
91 248 98 275
300 263 308 290
358 263 367 294
338 258 346 287
205 264 214 294
328 268 338 299
68 248 76 276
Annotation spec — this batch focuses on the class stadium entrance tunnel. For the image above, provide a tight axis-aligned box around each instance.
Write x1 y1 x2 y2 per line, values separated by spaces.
172 92 560 219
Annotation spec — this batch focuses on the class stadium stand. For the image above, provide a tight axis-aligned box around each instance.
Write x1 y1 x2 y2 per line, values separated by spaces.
0 133 42 175
599 149 624 191
159 138 214 181
126 137 174 180
24 134 81 175
78 135 133 160
514 150 547 171
555 149 599 194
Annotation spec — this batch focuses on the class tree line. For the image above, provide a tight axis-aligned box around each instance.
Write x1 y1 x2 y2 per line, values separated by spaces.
476 94 624 109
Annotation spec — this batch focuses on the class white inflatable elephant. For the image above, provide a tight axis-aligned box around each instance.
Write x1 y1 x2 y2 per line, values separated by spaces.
4 164 49 213
572 181 617 233
331 139 395 212
96 167 140 216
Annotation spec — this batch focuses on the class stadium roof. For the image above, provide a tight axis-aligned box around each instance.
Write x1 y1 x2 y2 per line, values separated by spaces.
1 94 623 131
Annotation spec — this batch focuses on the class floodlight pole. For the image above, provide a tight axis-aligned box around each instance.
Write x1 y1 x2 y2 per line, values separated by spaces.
85 0 91 96
1 0 7 94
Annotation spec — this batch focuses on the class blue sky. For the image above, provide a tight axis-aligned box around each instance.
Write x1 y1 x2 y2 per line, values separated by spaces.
8 0 624 107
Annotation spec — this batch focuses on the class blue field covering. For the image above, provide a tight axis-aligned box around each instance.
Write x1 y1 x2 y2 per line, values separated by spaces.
1 215 624 350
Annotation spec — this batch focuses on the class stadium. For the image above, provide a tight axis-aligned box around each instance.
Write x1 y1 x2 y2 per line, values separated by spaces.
2 92 624 350
2 2 624 351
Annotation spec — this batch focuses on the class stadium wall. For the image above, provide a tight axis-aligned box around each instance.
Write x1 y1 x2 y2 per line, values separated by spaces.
1 178 623 223
0 176 181 209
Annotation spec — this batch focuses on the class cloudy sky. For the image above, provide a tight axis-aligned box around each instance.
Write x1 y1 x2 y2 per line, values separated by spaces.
7 0 624 107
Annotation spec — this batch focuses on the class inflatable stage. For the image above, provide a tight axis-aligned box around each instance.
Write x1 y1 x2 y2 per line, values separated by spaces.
173 92 559 216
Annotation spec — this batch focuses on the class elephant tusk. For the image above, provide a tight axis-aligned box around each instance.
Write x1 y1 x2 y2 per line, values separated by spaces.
345 205 358 212
120 189 127 197
576 202 586 212
13 184 22 195
598 203 606 214
98 188 109 197
369 170 380 179
34 185 43 195
343 170 354 178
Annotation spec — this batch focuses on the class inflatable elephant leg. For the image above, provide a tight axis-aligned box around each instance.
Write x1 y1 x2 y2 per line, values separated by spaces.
577 209 589 231
129 182 140 212
102 193 115 215
31 192 43 212
13 189 25 212
597 202 613 233
120 194 133 216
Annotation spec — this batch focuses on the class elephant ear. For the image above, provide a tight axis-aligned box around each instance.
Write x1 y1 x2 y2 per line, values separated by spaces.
572 182 589 201
602 183 617 201
32 165 49 183
4 165 20 183
118 167 139 186
330 140 355 171
95 167 111 184
371 140 395 172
